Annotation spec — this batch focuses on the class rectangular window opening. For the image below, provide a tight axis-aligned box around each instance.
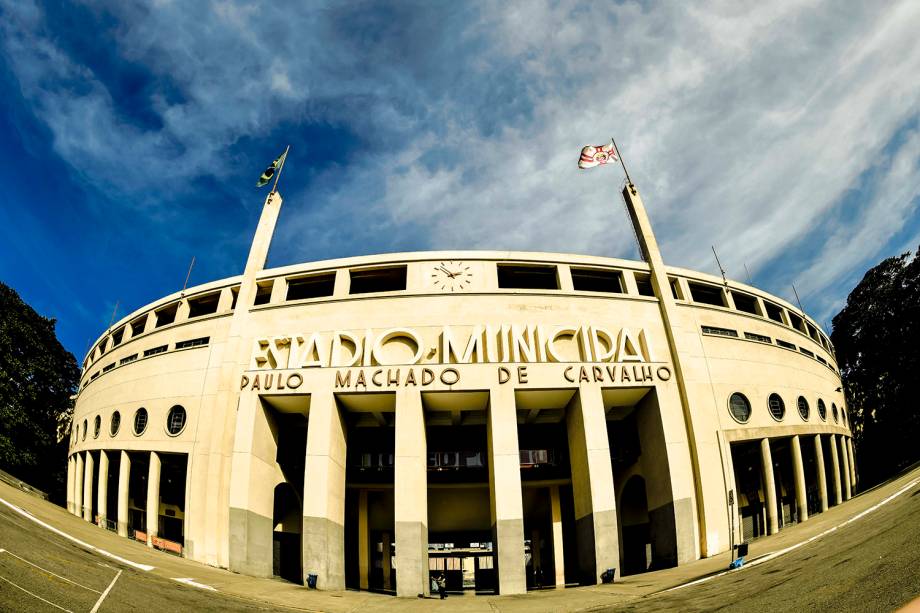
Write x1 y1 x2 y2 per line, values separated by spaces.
776 339 796 350
633 273 655 297
175 336 209 350
120 354 138 365
806 323 819 341
111 327 125 347
732 292 760 315
764 302 785 323
253 281 273 306
744 332 772 343
155 303 179 327
571 268 623 293
799 347 815 358
349 265 408 294
130 314 148 337
102 362 115 373
701 325 739 338
688 281 727 307
669 277 683 300
96 339 107 356
143 344 168 357
286 272 336 300
787 311 806 333
187 292 220 318
230 286 240 310
496 264 559 290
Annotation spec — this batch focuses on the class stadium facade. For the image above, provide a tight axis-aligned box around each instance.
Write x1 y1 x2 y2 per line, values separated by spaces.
66 186 856 596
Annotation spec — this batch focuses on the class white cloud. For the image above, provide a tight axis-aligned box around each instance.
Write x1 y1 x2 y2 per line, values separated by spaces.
2 0 920 327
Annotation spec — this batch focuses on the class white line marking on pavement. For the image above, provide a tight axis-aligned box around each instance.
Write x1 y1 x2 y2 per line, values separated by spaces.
90 569 122 613
0 547 102 593
0 496 155 572
0 573 74 612
172 577 218 591
667 476 920 592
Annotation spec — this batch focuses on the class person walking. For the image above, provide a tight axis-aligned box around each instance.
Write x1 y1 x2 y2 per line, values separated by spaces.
437 573 447 599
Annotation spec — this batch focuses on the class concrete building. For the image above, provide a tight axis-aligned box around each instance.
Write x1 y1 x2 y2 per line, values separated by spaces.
66 185 856 596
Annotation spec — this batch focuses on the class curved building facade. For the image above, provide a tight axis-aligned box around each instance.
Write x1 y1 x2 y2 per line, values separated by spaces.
65 188 856 596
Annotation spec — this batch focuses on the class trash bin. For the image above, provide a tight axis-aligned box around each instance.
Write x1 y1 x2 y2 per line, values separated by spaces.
600 568 616 584
307 574 318 589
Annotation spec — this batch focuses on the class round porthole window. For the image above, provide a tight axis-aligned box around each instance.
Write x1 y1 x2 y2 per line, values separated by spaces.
82 419 87 441
93 415 101 439
797 396 809 421
768 393 785 421
729 393 752 423
832 403 839 423
166 405 187 436
111 411 121 436
134 408 148 435
817 399 827 421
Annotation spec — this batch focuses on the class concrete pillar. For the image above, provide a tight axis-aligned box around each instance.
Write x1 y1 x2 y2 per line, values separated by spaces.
146 451 161 545
83 451 95 522
566 385 619 584
382 531 393 591
117 451 131 537
829 435 842 505
488 385 526 595
74 453 84 517
358 490 370 591
838 436 852 501
97 450 109 527
847 438 857 492
760 439 778 535
790 436 808 523
394 388 429 597
302 389 347 590
66 457 75 515
813 435 828 512
550 485 565 587
229 394 280 578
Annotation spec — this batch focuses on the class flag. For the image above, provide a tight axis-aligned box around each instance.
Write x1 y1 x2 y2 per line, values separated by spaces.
257 149 288 187
578 140 619 169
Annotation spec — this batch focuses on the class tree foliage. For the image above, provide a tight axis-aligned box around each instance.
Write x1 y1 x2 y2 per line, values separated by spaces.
0 282 79 498
831 246 920 486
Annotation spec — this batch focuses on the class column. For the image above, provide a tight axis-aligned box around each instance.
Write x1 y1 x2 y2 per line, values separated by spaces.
847 438 857 492
358 490 370 590
828 435 842 505
550 485 565 587
760 439 778 535
838 436 852 501
66 457 75 515
488 385 526 594
117 451 131 537
566 385 619 584
146 451 161 545
813 435 828 512
74 453 84 518
302 389 347 590
83 451 95 522
97 450 109 527
394 388 428 597
790 436 808 523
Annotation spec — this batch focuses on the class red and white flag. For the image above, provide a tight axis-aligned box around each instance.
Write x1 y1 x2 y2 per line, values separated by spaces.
578 140 619 169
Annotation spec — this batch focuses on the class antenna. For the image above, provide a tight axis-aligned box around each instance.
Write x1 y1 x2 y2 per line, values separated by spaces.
107 300 119 330
711 246 727 285
791 283 805 313
182 256 196 293
743 263 753 285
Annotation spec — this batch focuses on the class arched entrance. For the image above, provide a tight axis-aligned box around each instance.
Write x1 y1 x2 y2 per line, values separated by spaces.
619 475 651 575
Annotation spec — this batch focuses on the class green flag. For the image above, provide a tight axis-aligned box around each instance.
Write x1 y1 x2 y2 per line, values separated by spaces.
257 149 287 187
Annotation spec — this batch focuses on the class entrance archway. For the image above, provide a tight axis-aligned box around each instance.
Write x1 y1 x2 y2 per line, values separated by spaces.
619 475 650 575
273 482 302 583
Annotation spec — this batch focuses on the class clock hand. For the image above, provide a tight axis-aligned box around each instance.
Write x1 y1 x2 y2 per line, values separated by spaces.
438 265 454 277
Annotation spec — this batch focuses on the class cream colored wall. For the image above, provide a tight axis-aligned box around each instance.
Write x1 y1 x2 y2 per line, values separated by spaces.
67 250 849 577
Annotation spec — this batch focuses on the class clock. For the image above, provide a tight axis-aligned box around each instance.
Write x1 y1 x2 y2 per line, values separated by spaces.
430 261 473 292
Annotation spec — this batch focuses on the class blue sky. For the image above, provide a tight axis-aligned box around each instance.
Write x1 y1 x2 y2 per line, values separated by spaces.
1 1 919 361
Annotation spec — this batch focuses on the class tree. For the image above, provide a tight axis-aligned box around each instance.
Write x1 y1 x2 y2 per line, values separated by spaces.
0 282 79 499
831 246 920 487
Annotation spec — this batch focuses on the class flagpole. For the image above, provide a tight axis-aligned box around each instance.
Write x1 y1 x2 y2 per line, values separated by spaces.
611 138 634 189
270 144 291 195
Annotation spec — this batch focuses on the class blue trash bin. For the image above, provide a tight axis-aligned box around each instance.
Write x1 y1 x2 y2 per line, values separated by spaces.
600 568 616 584
307 574 318 589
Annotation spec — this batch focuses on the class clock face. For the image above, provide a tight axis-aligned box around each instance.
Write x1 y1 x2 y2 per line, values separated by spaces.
430 261 473 292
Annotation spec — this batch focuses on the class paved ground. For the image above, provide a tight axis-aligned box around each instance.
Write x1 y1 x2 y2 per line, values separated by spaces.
0 467 918 612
